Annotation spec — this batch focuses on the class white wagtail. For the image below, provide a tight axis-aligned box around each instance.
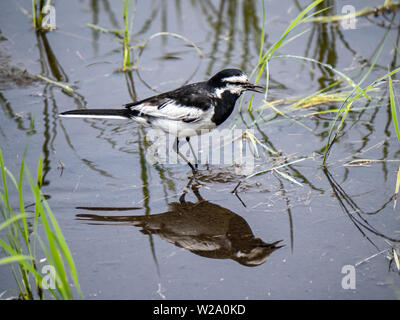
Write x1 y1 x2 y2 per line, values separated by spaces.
59 68 263 172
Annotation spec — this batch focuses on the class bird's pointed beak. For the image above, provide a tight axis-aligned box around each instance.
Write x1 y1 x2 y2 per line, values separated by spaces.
245 82 264 93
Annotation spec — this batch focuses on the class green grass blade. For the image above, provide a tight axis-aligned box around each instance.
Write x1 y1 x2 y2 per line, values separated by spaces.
275 54 369 100
273 168 303 187
36 74 74 92
394 166 400 210
17 149 31 249
258 0 265 63
0 149 11 212
0 239 42 279
389 74 400 143
25 164 82 299
0 214 25 231
26 169 72 299
0 255 33 265
42 200 83 298
37 154 43 187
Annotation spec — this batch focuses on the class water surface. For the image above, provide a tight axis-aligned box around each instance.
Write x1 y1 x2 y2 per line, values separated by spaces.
0 0 399 299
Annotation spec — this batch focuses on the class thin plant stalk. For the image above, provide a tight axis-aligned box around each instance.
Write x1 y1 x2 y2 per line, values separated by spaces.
389 74 400 209
122 0 136 71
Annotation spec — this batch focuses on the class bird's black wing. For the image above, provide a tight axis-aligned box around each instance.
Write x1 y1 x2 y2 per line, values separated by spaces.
124 82 215 122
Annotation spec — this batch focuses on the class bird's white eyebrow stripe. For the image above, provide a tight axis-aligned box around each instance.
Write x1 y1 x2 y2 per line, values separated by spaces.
221 74 248 83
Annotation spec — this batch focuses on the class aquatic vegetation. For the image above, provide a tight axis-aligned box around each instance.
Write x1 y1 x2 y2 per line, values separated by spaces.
35 74 73 93
389 74 400 209
247 0 400 170
32 0 54 31
122 0 136 71
2 0 399 300
245 0 324 113
0 149 82 299
308 0 400 24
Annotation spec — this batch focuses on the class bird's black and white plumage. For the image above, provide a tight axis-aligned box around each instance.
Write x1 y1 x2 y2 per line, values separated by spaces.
59 69 262 136
59 69 263 172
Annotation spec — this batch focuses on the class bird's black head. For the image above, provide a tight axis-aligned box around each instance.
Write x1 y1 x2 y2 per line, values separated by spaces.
207 69 263 97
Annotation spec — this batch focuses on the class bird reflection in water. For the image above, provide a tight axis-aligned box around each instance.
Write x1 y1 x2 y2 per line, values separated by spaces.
76 186 283 267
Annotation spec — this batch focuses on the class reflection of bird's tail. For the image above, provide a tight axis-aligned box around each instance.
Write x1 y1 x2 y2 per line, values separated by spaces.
59 109 130 120
75 213 144 226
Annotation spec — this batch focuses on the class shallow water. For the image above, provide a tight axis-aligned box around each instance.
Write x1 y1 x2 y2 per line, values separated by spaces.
0 0 400 299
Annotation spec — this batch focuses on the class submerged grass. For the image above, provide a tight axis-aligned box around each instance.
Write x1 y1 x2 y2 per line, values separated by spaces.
389 74 400 209
0 149 82 299
36 74 74 93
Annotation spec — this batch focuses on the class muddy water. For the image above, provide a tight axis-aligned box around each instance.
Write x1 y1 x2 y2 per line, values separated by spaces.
0 0 399 299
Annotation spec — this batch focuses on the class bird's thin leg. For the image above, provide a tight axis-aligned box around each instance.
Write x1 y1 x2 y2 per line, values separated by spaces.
173 137 197 174
192 184 203 202
179 175 195 203
185 137 198 169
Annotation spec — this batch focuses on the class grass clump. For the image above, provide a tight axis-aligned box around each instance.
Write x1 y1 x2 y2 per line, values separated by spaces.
0 149 82 299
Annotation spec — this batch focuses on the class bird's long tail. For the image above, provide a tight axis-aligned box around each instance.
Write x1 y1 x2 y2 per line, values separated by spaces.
59 109 131 120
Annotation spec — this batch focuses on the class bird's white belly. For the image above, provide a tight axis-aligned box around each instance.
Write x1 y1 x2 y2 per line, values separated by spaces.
153 118 216 138
151 107 216 138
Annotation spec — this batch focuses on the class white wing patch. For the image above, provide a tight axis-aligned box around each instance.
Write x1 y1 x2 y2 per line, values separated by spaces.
129 100 216 137
132 100 204 122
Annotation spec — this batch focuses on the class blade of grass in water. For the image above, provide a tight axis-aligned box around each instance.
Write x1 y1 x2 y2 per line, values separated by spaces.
0 214 26 231
36 74 74 92
27 160 83 299
31 0 53 31
258 0 266 64
389 74 400 143
123 0 131 70
275 55 370 100
26 168 72 299
32 0 37 28
86 23 124 35
122 0 137 71
321 32 388 165
393 247 400 271
389 73 400 209
0 255 33 265
394 166 400 210
273 168 303 187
